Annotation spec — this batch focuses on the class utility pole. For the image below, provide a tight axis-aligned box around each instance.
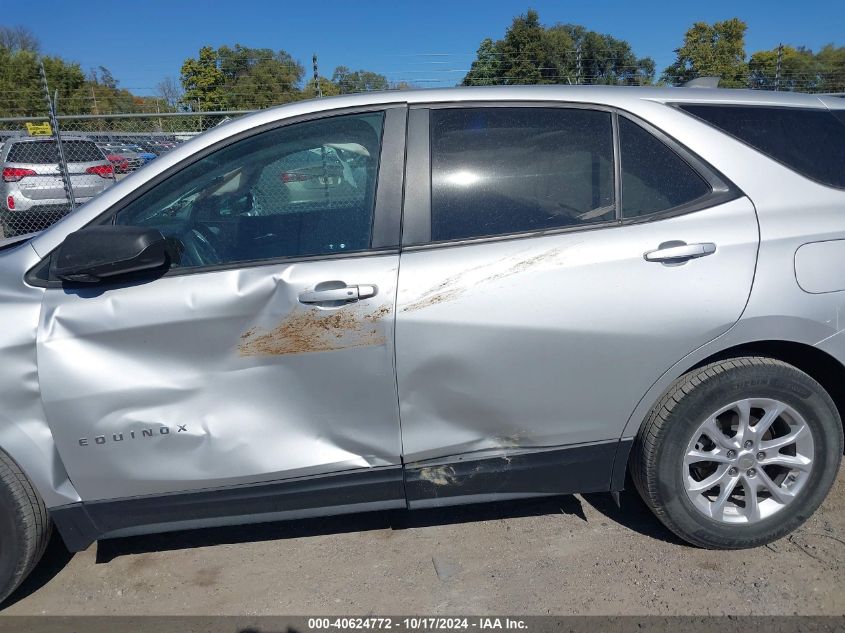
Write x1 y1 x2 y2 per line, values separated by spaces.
313 53 322 98
775 43 783 91
575 42 582 85
39 61 76 211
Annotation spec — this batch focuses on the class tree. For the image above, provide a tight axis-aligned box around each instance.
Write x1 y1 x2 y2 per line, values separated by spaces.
462 10 654 86
463 38 503 85
157 76 184 110
748 45 819 91
180 46 225 111
66 66 137 115
180 44 304 110
0 25 39 53
495 9 551 84
662 18 748 87
0 45 86 116
553 24 655 85
332 66 389 93
216 44 303 108
816 44 845 92
302 76 341 99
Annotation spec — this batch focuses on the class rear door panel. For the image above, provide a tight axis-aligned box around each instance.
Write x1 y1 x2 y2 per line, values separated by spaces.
396 105 759 462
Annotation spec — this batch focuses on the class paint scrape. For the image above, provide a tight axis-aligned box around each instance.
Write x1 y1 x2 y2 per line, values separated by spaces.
418 465 457 487
403 247 570 312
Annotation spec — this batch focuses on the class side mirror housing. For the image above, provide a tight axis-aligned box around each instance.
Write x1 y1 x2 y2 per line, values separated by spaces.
54 226 175 284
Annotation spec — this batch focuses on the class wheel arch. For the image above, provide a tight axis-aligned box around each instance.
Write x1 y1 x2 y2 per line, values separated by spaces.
0 413 81 509
688 341 845 432
612 338 845 491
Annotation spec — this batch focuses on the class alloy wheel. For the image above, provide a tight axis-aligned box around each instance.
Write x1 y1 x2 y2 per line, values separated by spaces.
683 398 815 524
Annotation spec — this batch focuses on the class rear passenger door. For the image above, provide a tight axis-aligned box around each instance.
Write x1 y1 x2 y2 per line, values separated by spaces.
396 105 759 505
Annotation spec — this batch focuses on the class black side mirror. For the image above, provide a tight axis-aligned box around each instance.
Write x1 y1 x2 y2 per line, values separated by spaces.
54 226 176 284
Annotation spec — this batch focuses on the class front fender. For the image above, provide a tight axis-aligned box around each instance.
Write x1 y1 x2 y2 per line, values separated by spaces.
0 242 80 508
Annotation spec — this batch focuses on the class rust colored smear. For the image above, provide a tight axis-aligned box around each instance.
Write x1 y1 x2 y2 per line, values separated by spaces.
239 305 390 356
364 304 392 323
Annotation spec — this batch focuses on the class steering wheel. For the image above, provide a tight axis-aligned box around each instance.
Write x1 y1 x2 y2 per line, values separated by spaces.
180 225 221 267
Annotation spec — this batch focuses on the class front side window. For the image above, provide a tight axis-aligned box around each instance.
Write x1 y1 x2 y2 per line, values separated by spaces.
430 107 615 242
619 117 711 218
114 112 384 268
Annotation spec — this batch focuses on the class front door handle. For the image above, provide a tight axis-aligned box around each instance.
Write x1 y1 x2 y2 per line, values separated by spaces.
644 241 716 264
298 284 378 304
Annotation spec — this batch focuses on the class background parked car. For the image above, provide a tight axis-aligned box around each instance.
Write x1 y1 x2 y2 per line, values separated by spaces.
133 140 177 156
122 143 157 164
97 143 152 172
103 152 130 174
1 136 114 236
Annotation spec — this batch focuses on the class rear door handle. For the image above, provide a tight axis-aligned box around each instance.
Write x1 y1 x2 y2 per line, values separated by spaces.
298 284 378 304
644 241 716 264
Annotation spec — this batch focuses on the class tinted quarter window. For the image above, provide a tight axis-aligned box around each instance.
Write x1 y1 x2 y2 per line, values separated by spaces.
430 107 614 242
619 117 710 218
7 140 104 164
679 104 845 189
114 112 384 269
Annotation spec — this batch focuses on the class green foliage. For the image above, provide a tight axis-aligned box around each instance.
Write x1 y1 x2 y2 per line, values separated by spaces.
662 18 748 87
0 46 87 116
217 45 303 108
463 38 502 85
302 76 342 99
749 45 817 90
332 66 389 93
462 10 655 86
744 42 845 92
180 45 304 110
815 44 845 92
0 25 166 117
180 46 225 111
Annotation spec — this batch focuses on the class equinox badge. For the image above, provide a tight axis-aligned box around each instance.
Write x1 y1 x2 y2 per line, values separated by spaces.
78 425 188 447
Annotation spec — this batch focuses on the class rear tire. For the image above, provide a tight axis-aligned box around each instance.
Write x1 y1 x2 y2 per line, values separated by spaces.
631 356 843 549
0 448 51 604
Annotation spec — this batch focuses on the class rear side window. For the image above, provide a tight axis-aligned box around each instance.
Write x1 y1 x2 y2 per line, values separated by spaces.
430 107 615 242
7 140 104 164
619 117 711 218
679 104 845 189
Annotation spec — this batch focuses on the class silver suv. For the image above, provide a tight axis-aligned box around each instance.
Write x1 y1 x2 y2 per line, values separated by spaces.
0 86 844 603
0 136 114 237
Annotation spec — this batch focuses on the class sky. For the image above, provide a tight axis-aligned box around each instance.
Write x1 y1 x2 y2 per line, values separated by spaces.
3 0 843 95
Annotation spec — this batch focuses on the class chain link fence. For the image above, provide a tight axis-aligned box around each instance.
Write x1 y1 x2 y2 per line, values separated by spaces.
0 111 238 237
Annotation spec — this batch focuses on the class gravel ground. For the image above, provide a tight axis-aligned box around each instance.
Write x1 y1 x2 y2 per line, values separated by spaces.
1 465 843 616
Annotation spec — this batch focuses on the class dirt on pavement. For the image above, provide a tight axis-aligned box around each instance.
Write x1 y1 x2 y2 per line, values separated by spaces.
2 466 844 616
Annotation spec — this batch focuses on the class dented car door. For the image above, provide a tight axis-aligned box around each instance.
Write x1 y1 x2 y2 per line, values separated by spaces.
37 108 406 502
395 106 759 503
